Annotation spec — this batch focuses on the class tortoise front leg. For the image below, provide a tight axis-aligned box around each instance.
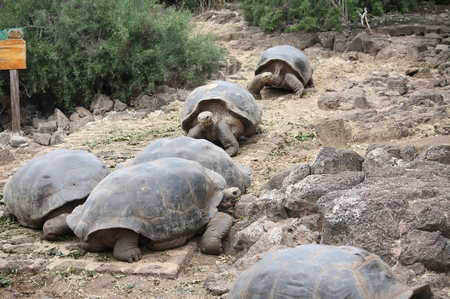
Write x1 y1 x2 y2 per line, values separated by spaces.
284 73 305 97
112 229 142 262
187 124 207 139
217 121 239 157
306 76 315 88
200 212 234 255
247 74 265 100
307 65 315 87
2 206 18 222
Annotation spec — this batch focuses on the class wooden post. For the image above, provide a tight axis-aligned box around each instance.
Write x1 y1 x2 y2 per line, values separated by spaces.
10 69 20 134
0 33 26 134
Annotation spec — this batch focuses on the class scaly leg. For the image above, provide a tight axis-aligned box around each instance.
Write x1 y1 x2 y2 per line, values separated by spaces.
200 212 234 255
43 213 73 240
187 124 207 139
217 121 239 157
247 74 265 100
113 229 142 263
284 73 305 97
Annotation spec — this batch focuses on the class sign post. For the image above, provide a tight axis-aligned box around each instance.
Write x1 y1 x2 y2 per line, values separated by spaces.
0 29 26 134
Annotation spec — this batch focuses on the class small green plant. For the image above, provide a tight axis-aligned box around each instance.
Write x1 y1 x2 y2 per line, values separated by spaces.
270 149 280 156
84 270 98 278
57 266 76 279
0 274 10 287
97 254 109 262
294 131 314 141
174 284 194 295
112 273 126 279
39 247 65 258
0 216 22 233
69 250 86 259
125 282 136 290
302 144 312 150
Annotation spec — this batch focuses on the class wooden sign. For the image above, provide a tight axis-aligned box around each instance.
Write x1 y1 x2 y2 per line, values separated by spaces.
0 39 26 70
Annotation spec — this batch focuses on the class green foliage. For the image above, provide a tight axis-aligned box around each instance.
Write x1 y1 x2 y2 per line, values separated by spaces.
160 0 227 12
294 131 314 141
238 0 426 33
260 7 285 33
286 0 345 32
238 0 361 33
358 0 416 14
0 0 224 112
0 274 10 287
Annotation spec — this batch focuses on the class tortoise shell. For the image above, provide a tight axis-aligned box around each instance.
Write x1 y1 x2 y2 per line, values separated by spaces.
181 80 262 136
228 244 432 299
255 45 314 87
66 157 228 244
3 149 110 228
116 136 251 192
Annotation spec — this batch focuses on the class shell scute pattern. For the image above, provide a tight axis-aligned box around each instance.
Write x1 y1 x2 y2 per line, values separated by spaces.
3 149 110 228
116 136 251 192
228 244 432 299
68 158 226 244
181 81 262 137
255 45 314 86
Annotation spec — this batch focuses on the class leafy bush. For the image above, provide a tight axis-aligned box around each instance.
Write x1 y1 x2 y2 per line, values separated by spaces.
238 0 426 33
238 0 362 33
160 0 228 12
0 0 224 112
358 0 416 15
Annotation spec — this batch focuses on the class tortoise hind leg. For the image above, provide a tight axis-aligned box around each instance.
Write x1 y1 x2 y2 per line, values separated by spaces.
113 229 142 262
43 213 73 240
79 228 141 262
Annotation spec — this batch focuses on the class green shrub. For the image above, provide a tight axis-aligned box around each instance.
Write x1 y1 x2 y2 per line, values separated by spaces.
358 0 416 14
160 0 227 12
0 0 224 112
238 0 425 33
260 7 285 33
238 0 362 33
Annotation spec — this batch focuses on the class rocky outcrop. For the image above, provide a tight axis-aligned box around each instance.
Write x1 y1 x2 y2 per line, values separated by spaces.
226 143 450 289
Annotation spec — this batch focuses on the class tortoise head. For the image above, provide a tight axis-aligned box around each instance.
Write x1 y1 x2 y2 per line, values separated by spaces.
261 72 275 85
198 111 214 128
218 187 241 211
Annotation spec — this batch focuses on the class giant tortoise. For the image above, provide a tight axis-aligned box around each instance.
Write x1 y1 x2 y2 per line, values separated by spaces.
248 45 315 99
66 157 241 262
181 80 262 157
115 136 251 193
3 149 110 240
228 244 432 299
